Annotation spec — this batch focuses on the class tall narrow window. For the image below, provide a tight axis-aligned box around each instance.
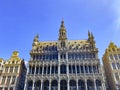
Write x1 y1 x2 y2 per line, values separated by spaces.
116 63 120 69
109 54 113 60
60 64 66 74
112 63 116 69
5 67 9 73
11 76 16 84
114 54 118 60
118 54 120 59
10 66 13 73
1 76 6 84
6 76 11 85
14 66 18 73
115 73 119 81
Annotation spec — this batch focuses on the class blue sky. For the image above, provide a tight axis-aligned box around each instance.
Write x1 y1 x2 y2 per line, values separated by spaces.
0 0 120 64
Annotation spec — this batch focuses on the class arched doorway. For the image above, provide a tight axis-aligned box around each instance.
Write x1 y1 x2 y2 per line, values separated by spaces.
70 80 77 90
87 80 94 90
78 80 85 90
60 80 67 90
51 80 58 90
96 80 101 90
27 80 33 90
43 80 49 90
34 80 41 90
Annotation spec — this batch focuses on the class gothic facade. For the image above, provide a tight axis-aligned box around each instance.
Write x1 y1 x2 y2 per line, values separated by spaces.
103 42 120 90
0 51 27 90
24 20 106 90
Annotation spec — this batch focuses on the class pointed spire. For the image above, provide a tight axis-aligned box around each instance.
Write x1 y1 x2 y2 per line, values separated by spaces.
91 32 94 39
58 19 67 40
34 34 39 42
88 30 91 38
33 34 39 46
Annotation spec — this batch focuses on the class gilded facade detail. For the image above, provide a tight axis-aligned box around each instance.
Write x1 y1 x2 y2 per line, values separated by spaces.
0 51 27 90
24 20 106 90
102 42 120 90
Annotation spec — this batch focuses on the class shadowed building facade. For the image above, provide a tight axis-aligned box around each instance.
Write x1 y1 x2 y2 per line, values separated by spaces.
24 20 106 90
0 51 27 90
102 42 120 90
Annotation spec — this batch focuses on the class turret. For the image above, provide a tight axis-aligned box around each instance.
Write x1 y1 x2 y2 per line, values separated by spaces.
88 31 96 48
58 20 67 49
58 20 67 40
32 34 39 47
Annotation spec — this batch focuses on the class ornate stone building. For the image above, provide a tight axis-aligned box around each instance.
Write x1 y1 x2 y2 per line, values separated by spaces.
102 42 120 90
24 20 106 90
0 51 27 90
0 58 4 76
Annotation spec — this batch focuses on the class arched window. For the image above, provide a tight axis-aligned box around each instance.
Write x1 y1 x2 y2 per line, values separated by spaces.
78 80 85 90
60 80 67 90
43 80 49 90
27 80 33 90
96 80 101 90
70 80 76 90
87 80 94 90
35 80 41 90
51 80 58 90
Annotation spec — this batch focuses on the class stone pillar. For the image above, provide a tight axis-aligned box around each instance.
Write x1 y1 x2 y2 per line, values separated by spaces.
38 65 40 74
75 62 77 76
76 80 78 90
79 63 81 74
41 80 43 90
42 63 44 76
49 80 51 90
50 64 52 75
67 79 69 90
34 65 36 75
85 79 87 90
58 79 60 90
32 80 35 90
24 79 27 90
94 79 97 90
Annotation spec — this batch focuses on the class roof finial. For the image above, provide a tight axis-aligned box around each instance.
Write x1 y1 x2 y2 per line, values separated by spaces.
88 30 91 37
61 18 64 27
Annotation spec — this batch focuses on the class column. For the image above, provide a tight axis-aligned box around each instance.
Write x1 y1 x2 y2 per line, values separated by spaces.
32 80 35 90
50 64 51 75
49 80 51 90
79 62 81 74
34 65 36 75
41 80 43 90
67 79 69 90
76 80 78 90
46 65 48 75
75 62 77 76
24 79 27 90
38 65 40 74
58 79 60 90
87 65 90 74
85 79 87 90
66 52 69 76
94 79 97 90
83 63 85 75
42 63 44 76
